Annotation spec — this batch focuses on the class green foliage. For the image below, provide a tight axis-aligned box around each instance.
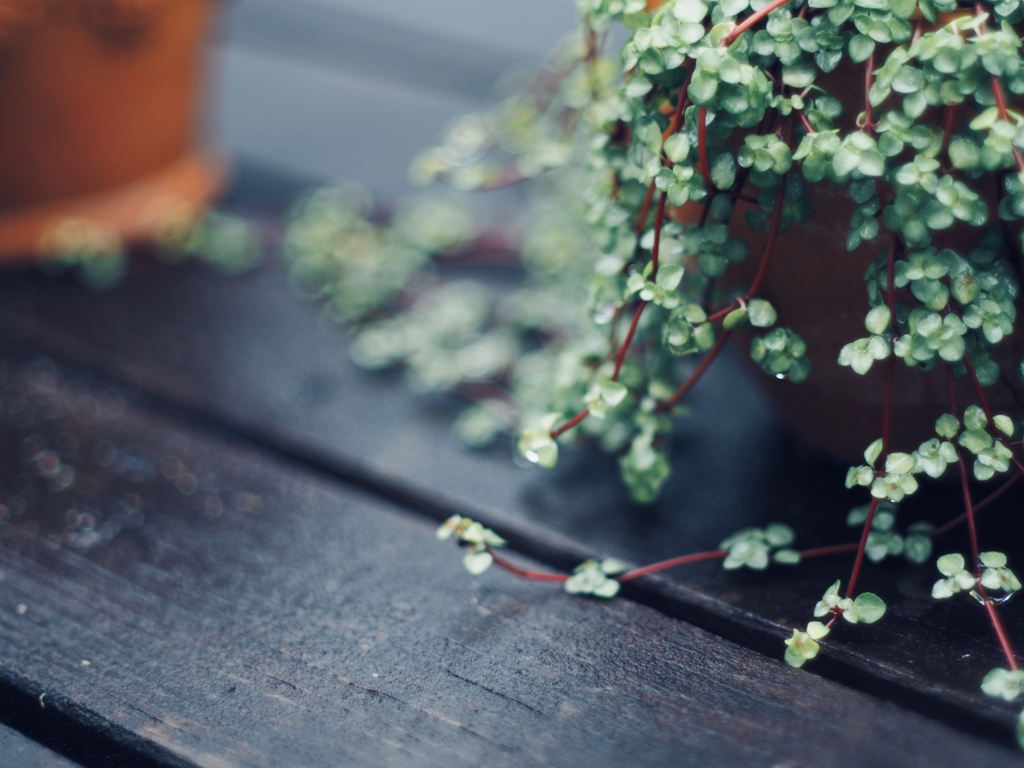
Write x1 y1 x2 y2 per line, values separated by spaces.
565 558 629 598
813 580 887 624
291 0 1024 739
784 621 830 668
436 515 507 575
720 523 800 569
982 667 1024 702
844 502 934 564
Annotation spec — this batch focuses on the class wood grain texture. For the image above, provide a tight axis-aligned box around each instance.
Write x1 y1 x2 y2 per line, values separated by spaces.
2 209 1022 745
0 349 1017 767
0 722 82 768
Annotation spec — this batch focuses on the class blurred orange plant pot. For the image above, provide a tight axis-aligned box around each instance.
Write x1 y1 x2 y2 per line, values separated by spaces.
0 0 226 262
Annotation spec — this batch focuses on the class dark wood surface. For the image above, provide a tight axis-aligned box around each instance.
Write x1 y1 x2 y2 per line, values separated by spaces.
2 2 1024 765
6 212 1024 742
0 325 1019 768
0 722 79 768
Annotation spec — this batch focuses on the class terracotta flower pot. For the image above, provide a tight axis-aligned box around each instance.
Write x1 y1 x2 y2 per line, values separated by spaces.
689 50 1024 464
0 0 225 262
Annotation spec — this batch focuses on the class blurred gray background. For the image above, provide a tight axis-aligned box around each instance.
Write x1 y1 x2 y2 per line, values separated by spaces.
211 0 580 196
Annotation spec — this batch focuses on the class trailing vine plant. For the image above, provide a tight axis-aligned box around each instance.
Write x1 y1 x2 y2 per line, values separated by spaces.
283 0 1024 745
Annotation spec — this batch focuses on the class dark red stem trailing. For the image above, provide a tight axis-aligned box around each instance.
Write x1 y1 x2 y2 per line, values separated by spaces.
945 364 1020 669
862 52 875 133
551 408 590 440
974 3 1024 172
845 497 880 599
932 473 1021 538
963 355 1024 478
846 235 899 599
882 235 898 456
651 192 668 278
659 172 788 411
635 180 657 238
723 0 793 46
980 584 1020 671
612 302 648 381
488 549 568 582
618 550 728 581
796 110 816 134
800 542 859 559
695 0 769 191
697 108 713 188
745 181 788 302
659 327 733 411
948 365 982 564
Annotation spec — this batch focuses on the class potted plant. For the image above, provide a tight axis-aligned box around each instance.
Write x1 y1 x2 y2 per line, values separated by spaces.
0 0 226 273
283 0 1024 746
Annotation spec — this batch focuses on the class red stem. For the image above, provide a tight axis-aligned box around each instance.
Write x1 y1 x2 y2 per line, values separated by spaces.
940 105 957 163
551 408 591 440
745 182 788 302
488 549 568 582
635 180 657 238
845 497 880 598
956 446 983 566
975 3 1024 172
651 192 668 278
800 542 859 559
659 328 733 410
882 235 898 455
963 355 1024 478
796 110 816 135
613 302 648 380
933 473 1021 537
948 364 982 565
862 53 875 133
846 236 899 598
723 0 793 46
697 108 713 187
618 550 727 582
660 164 788 411
979 585 1020 671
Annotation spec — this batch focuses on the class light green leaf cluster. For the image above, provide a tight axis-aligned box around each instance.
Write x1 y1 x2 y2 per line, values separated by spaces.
720 523 800 570
784 621 830 668
518 414 562 469
931 553 977 599
845 502 934 564
565 557 629 598
619 426 672 502
982 667 1024 702
846 443 922 503
979 551 1024 594
750 327 811 382
583 378 631 419
663 303 715 355
436 515 507 575
813 580 887 624
626 263 686 309
838 334 890 375
955 405 1017 481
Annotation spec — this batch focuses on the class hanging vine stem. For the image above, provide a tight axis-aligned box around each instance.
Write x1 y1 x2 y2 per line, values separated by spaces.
974 3 1024 172
962 355 1024 478
845 232 901 600
658 166 789 412
695 0 794 186
552 0 801 441
942 359 1021 670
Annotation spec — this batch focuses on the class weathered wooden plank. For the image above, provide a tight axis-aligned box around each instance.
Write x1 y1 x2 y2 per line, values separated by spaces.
0 349 1018 767
0 722 81 768
3 213 1023 744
